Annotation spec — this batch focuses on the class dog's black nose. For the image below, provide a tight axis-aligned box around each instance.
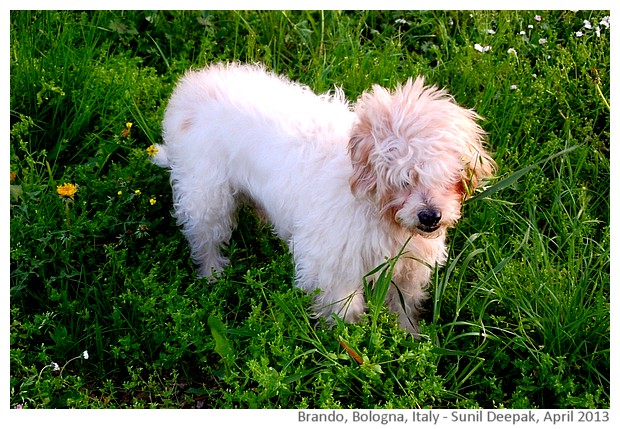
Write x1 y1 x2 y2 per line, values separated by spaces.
418 209 442 231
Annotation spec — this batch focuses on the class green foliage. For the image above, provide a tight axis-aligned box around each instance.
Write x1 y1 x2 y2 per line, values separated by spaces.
10 10 609 409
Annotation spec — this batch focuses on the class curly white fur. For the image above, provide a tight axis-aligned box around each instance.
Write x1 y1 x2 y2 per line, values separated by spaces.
153 63 495 333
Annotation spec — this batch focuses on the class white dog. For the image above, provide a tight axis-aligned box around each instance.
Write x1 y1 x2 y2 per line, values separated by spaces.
153 63 494 332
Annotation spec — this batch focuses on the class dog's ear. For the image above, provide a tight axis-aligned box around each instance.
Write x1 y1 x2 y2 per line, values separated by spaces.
348 85 392 199
459 139 496 199
348 128 376 198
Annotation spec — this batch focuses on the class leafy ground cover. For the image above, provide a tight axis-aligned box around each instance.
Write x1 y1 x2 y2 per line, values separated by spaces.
9 10 609 408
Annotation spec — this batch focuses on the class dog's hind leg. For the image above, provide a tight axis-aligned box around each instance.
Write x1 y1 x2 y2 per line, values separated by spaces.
169 170 239 279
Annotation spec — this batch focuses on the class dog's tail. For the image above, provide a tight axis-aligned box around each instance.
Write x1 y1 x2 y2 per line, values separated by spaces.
150 143 170 168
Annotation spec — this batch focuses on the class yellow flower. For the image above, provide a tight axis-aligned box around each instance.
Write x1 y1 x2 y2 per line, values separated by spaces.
146 144 159 157
57 183 78 199
134 189 141 195
117 190 123 196
121 122 133 138
149 198 157 205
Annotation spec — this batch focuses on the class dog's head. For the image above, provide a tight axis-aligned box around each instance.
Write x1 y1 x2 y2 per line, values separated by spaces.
348 77 495 237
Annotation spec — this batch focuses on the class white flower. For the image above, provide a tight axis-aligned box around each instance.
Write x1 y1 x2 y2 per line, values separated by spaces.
51 362 60 371
528 24 533 29
82 350 89 360
532 73 537 78
583 19 592 29
535 15 541 22
519 30 526 35
595 26 601 37
474 43 491 52
539 38 547 45
487 29 496 34
575 31 583 37
507 48 517 56
510 84 518 90
600 16 610 29
394 18 408 25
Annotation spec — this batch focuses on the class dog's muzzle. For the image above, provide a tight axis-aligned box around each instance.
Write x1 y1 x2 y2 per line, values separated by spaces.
417 209 442 233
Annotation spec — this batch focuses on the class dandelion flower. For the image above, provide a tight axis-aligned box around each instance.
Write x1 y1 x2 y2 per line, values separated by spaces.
149 198 157 205
57 183 78 200
146 144 159 157
121 122 133 138
118 190 123 196
134 189 141 195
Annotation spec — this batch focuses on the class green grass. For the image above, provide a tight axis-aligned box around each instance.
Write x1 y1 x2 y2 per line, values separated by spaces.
10 10 609 409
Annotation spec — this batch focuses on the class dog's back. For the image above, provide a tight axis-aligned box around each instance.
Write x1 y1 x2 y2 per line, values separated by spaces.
159 63 351 155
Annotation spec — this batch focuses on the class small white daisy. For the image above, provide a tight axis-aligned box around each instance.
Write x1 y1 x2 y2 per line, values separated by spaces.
474 43 491 53
600 16 610 29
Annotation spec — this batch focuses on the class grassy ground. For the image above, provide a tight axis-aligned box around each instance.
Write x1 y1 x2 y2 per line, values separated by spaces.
10 10 609 409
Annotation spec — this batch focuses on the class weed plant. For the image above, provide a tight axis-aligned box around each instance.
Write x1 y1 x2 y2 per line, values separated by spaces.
10 10 609 408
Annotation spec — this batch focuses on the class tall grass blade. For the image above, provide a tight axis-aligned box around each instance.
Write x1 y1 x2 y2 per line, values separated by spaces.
467 145 581 204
